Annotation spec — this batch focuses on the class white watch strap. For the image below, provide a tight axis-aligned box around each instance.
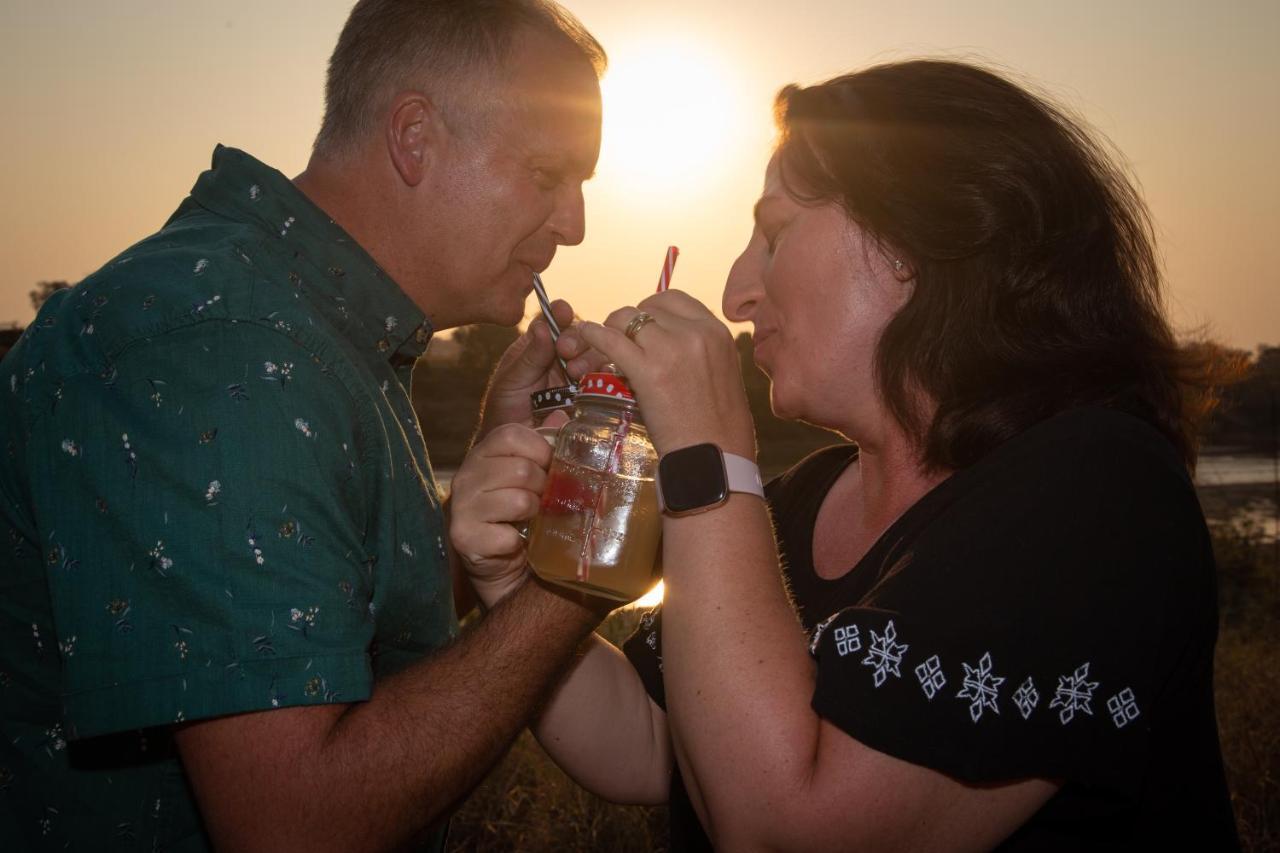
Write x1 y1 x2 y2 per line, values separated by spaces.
723 452 765 499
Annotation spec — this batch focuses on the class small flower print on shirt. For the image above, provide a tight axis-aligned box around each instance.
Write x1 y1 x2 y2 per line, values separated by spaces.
60 439 80 457
262 361 294 383
148 541 174 577
172 625 193 661
106 598 132 634
288 606 319 637
194 259 209 276
246 523 265 566
204 481 221 505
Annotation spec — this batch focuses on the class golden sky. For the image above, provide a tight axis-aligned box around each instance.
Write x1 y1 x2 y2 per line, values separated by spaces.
2 0 1278 348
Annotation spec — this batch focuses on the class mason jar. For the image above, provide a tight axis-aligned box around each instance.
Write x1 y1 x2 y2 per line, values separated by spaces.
526 370 661 603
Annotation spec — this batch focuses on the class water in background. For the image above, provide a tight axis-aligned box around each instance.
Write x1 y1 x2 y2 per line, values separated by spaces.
1197 453 1279 486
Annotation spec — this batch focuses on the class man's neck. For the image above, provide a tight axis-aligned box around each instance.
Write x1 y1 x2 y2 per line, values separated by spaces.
293 154 425 313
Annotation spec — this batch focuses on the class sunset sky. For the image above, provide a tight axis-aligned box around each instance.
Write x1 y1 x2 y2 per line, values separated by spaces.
2 0 1278 349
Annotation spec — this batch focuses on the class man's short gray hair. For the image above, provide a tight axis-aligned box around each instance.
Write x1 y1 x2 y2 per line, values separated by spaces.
315 0 606 156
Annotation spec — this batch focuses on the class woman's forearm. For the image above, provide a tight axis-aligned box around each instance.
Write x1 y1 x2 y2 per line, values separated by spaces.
661 495 825 842
532 633 672 805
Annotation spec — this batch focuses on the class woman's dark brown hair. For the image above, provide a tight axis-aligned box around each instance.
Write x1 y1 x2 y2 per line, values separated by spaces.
774 59 1227 471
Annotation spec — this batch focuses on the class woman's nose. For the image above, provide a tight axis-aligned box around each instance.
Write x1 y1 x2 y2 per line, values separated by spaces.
722 246 763 322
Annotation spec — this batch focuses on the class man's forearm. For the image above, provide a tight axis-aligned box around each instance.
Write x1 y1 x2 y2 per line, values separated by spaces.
178 577 599 852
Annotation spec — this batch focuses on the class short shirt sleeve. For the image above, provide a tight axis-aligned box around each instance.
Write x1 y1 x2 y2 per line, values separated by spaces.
32 320 380 739
808 415 1212 796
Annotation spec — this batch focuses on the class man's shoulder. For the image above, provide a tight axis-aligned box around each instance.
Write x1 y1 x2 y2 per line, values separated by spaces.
11 208 337 383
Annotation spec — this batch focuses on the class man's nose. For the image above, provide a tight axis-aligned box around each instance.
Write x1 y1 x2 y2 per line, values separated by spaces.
548 184 586 246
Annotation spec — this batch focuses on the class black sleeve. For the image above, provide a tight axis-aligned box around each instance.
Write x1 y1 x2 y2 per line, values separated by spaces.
808 412 1213 796
622 605 666 709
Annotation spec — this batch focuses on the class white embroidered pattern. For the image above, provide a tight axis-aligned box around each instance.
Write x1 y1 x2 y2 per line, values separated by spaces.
833 623 862 657
861 620 908 687
957 652 1005 722
1106 687 1141 728
1013 676 1040 720
915 654 946 700
1050 662 1099 724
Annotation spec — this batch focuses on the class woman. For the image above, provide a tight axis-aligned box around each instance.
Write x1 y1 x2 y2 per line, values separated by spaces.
449 60 1239 849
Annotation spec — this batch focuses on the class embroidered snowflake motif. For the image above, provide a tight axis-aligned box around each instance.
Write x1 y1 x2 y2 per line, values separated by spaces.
861 620 908 687
193 258 209 276
384 316 398 332
956 652 1005 722
60 439 80 457
1106 687 1141 729
294 418 314 438
58 635 77 658
400 541 415 558
915 654 947 700
249 184 261 201
1049 662 1099 724
1013 676 1040 720
279 216 296 237
204 481 221 504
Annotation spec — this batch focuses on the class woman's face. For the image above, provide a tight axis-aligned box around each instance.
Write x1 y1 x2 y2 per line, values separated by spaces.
722 156 912 441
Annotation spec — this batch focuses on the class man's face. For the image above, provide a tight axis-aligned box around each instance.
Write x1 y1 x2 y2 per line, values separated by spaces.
415 34 602 329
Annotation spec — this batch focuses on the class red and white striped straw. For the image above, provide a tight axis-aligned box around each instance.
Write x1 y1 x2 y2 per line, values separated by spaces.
655 246 680 293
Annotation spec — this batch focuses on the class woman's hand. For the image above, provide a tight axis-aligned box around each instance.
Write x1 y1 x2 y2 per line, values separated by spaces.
577 290 756 459
448 424 552 608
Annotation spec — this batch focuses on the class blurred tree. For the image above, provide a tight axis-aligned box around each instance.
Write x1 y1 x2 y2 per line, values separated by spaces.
29 280 71 311
454 324 520 377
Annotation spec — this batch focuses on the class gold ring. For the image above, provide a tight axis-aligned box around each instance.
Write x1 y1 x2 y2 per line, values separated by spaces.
624 311 657 341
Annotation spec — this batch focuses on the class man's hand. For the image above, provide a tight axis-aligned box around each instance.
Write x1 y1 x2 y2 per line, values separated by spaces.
475 299 604 440
449 423 553 608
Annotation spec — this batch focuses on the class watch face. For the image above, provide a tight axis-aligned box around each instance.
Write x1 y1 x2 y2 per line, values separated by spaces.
659 443 729 514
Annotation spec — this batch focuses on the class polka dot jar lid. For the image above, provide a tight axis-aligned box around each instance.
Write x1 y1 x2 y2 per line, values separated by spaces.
530 384 578 415
576 371 636 403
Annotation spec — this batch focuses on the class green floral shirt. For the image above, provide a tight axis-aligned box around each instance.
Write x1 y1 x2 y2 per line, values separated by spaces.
0 146 457 850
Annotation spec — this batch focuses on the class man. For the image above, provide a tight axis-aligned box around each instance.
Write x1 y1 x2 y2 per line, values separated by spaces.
0 1 608 849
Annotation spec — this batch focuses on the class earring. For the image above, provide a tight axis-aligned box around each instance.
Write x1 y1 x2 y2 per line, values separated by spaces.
893 259 905 272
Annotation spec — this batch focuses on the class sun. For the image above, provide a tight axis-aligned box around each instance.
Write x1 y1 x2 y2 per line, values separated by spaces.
597 40 744 196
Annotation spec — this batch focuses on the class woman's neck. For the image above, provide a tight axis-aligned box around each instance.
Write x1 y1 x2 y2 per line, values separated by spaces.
812 423 949 578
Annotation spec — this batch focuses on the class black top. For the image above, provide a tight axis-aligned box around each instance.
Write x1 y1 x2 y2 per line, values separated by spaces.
624 406 1239 850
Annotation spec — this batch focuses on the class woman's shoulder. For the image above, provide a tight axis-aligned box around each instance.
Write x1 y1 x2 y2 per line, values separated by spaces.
974 404 1192 497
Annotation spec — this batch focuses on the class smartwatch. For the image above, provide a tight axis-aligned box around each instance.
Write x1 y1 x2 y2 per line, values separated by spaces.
656 443 765 516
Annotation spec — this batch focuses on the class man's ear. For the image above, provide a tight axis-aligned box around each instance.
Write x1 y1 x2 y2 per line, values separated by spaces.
386 92 441 187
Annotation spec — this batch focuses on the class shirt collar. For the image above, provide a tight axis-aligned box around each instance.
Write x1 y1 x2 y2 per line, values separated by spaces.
186 145 433 362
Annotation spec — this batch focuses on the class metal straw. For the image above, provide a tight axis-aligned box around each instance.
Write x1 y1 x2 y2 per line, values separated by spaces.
531 272 573 384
